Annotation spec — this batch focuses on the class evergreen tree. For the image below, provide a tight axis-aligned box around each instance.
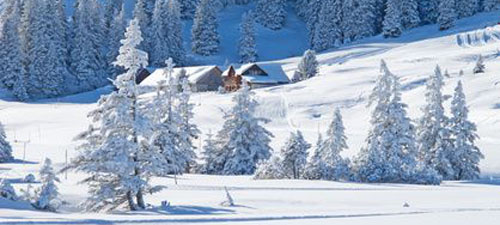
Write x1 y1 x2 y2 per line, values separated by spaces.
71 0 107 91
104 0 124 31
311 0 343 51
280 131 311 179
107 4 127 79
437 0 457 30
0 179 17 200
294 0 309 19
238 11 258 63
179 0 199 19
343 0 377 42
296 50 319 81
218 83 274 175
401 0 420 29
305 0 322 45
0 0 29 101
449 81 483 180
354 60 429 183
254 155 286 179
66 19 164 212
473 55 485 74
382 0 403 38
151 0 185 67
33 158 61 212
199 131 220 174
303 134 328 180
191 0 220 56
0 122 13 163
417 66 455 180
455 0 478 18
419 0 439 24
256 0 286 30
134 0 152 54
483 0 499 11
319 109 350 180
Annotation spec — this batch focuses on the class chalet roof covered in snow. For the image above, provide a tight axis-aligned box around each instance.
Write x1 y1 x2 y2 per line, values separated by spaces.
222 63 290 85
140 65 222 86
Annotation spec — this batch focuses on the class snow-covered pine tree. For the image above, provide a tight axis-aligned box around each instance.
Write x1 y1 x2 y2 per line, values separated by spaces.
280 131 311 179
107 4 126 79
342 0 377 42
419 0 440 24
311 0 343 51
219 83 274 175
294 0 309 19
151 0 185 67
401 0 420 29
0 122 13 163
319 109 350 180
33 158 61 212
382 0 403 38
191 0 220 56
134 0 152 55
437 0 457 30
449 81 483 180
417 65 455 180
179 0 199 19
354 60 425 183
473 55 485 74
104 0 124 31
238 10 257 63
303 134 328 180
66 19 164 212
198 131 221 174
0 0 29 101
256 0 286 30
0 179 17 200
482 0 500 11
296 50 319 81
455 0 478 18
305 0 322 45
71 0 107 91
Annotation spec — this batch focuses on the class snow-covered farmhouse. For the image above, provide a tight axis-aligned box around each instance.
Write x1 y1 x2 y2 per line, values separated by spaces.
222 63 290 92
140 66 223 92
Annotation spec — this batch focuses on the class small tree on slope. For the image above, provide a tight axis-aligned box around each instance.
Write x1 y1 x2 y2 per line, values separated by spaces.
449 81 483 180
0 122 13 163
296 50 319 81
303 134 328 180
280 131 311 179
238 10 258 63
318 109 350 180
218 83 274 175
33 158 61 212
191 0 220 56
473 55 485 74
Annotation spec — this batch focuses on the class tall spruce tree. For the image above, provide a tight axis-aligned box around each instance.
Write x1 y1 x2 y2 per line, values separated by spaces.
191 0 220 56
107 4 127 79
303 134 328 180
33 158 61 212
483 0 499 11
449 81 483 180
401 0 420 29
455 0 478 18
151 0 185 67
437 0 457 30
318 109 350 180
311 0 343 51
179 0 199 19
134 0 152 54
238 10 258 63
382 0 403 38
419 0 439 24
0 122 13 163
280 131 311 179
256 0 286 30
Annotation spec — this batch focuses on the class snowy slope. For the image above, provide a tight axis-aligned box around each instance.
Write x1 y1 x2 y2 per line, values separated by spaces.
1 9 500 225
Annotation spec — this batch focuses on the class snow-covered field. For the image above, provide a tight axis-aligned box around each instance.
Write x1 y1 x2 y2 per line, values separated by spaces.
1 9 500 225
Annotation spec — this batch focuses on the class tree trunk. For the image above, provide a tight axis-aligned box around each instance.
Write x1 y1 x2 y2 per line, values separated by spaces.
127 191 138 211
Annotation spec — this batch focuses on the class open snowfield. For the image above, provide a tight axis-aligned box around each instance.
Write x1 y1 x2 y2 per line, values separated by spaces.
1 9 500 225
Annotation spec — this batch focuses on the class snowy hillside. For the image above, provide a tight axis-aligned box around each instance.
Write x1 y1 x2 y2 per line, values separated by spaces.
1 8 500 225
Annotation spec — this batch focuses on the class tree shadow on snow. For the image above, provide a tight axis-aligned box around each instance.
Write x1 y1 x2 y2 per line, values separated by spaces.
458 177 500 186
149 205 236 215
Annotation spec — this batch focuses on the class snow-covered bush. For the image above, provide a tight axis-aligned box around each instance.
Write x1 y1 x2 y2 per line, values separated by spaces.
296 50 319 81
0 179 17 201
24 174 36 183
473 55 485 74
254 155 286 179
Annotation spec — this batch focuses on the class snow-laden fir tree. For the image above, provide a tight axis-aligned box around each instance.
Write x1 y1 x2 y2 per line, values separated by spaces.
179 0 199 19
280 131 311 179
473 55 485 74
449 81 483 180
191 0 220 56
256 0 286 30
417 65 455 180
104 0 124 31
455 0 478 18
0 179 17 200
294 0 309 19
311 0 343 51
198 131 221 174
71 0 107 91
318 109 350 180
238 10 257 63
437 0 457 30
0 0 29 101
151 0 185 67
217 83 274 175
107 4 126 79
354 60 436 183
305 0 322 45
66 19 165 212
33 158 61 212
482 0 500 11
134 0 152 54
382 0 403 38
401 0 420 29
419 0 439 24
296 50 319 81
342 0 377 42
0 122 13 163
303 134 328 180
